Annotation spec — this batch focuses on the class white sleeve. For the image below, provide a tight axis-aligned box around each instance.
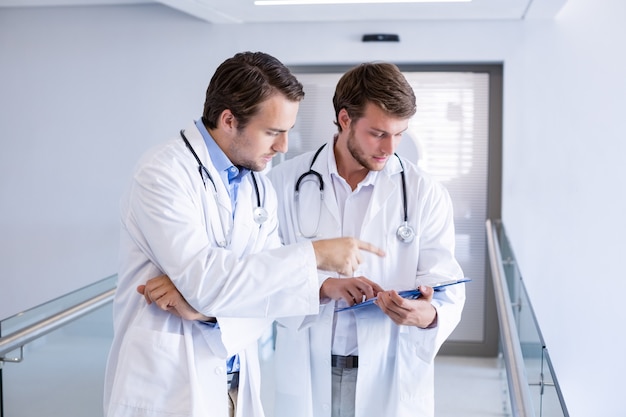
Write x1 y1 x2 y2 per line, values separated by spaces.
126 152 320 319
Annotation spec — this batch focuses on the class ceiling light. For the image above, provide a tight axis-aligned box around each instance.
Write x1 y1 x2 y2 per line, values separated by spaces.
255 0 471 5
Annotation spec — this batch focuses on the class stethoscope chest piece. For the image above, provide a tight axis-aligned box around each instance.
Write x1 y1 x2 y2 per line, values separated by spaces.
253 207 269 225
397 222 415 243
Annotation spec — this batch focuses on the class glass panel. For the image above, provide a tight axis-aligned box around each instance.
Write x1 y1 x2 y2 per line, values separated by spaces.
540 351 569 417
1 277 115 417
494 223 569 417
518 284 544 414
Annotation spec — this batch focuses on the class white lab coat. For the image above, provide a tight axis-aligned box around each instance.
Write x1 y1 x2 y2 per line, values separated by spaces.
103 122 321 417
267 141 466 417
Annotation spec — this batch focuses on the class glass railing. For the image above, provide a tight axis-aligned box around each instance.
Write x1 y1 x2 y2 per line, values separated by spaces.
0 275 116 417
487 219 569 417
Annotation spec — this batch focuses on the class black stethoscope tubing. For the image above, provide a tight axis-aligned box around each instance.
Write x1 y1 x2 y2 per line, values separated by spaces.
294 143 415 243
180 129 267 225
394 156 415 243
295 144 327 195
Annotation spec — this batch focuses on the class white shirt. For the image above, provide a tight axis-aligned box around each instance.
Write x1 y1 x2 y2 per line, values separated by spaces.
328 152 378 356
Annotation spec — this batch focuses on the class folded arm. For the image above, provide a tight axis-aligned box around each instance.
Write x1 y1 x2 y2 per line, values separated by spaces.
137 276 212 322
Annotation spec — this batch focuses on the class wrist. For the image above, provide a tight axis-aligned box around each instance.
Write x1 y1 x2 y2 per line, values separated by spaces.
319 277 332 302
423 306 438 329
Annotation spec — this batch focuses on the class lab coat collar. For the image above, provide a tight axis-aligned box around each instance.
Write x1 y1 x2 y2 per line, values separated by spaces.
314 139 403 233
311 140 340 228
365 154 402 229
181 122 228 193
181 122 260 255
181 122 234 236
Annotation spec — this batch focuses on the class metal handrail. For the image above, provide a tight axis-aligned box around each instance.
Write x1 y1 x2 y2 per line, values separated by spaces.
486 219 536 417
0 288 115 360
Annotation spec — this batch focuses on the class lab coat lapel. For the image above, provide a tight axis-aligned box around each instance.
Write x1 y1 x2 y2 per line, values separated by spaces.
317 143 341 230
184 123 234 247
362 156 401 232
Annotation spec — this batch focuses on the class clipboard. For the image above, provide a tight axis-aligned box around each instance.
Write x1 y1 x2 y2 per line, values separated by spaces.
335 278 471 312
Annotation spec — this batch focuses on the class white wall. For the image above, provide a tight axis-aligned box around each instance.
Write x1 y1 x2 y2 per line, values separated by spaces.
0 5 213 320
0 1 624 415
504 1 626 416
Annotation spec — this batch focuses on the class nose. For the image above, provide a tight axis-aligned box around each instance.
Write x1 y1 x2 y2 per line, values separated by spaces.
380 136 396 156
273 132 289 154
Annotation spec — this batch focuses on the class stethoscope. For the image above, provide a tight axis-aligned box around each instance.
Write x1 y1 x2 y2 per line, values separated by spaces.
294 144 415 243
180 130 268 247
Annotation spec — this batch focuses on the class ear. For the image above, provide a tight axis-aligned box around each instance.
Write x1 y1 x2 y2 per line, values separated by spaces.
338 108 352 131
219 109 238 132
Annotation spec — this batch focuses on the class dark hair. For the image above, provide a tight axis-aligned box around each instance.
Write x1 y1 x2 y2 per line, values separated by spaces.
202 52 305 130
332 62 416 132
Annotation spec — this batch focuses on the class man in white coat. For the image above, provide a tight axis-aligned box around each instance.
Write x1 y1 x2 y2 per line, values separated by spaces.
103 52 383 417
266 62 466 417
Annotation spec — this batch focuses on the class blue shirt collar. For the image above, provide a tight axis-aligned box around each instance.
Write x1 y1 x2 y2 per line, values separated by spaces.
195 119 250 187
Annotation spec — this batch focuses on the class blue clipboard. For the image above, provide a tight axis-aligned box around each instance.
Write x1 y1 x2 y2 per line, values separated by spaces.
335 278 471 312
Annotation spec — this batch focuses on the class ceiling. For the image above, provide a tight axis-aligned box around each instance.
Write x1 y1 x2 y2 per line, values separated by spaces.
0 0 567 24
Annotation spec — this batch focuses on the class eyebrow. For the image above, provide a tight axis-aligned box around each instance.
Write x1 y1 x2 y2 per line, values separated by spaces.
370 127 408 136
268 122 296 133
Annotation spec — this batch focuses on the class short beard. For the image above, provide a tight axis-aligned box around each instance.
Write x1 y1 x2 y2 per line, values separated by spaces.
346 127 379 171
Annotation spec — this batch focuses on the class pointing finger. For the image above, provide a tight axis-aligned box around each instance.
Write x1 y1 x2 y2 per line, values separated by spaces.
356 240 385 257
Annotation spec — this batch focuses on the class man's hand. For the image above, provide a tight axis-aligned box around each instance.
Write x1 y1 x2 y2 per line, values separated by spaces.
320 276 384 306
312 237 385 276
375 286 438 328
137 275 212 322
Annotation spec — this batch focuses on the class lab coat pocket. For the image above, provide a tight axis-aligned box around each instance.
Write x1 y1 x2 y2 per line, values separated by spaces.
406 324 438 363
395 329 435 414
108 326 191 417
